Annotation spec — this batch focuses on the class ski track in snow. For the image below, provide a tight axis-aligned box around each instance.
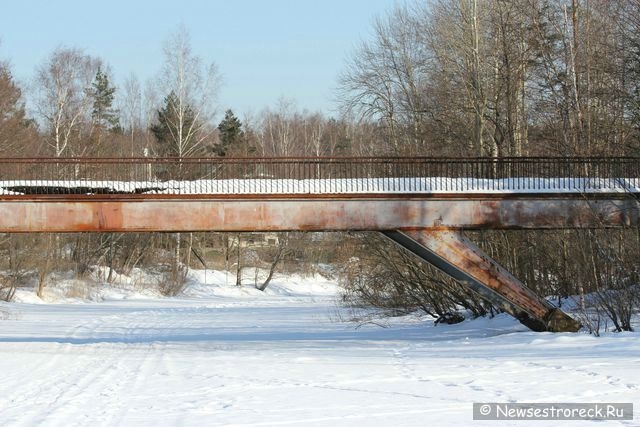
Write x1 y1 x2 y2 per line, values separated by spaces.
0 287 638 426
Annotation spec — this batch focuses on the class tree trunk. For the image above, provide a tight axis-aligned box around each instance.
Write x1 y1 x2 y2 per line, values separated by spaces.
256 244 286 292
36 235 54 298
235 233 242 286
174 232 183 286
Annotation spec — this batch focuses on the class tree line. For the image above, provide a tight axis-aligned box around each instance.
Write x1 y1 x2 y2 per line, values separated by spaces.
4 2 639 161
0 1 639 332
337 0 640 333
339 0 640 158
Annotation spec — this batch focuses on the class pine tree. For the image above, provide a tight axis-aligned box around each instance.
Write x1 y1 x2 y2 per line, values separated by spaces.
215 109 243 156
150 91 198 156
0 63 33 154
89 67 120 132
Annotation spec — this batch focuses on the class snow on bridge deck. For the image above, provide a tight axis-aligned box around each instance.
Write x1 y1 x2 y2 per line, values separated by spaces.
1 177 639 196
0 156 638 197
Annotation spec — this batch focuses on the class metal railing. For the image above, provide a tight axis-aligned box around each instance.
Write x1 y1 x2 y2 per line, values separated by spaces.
0 157 638 196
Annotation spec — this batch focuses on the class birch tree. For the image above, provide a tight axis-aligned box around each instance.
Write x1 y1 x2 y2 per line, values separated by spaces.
488 0 531 156
151 26 221 292
33 47 102 157
426 0 496 156
152 26 221 158
119 73 143 157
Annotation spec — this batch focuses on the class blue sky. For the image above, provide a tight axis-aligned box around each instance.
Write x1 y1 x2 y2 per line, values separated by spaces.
0 0 397 117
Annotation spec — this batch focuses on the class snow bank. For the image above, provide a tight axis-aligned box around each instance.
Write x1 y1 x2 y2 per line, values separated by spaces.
11 268 341 305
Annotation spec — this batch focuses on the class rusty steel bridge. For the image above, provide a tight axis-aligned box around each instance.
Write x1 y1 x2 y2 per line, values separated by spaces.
1 156 639 333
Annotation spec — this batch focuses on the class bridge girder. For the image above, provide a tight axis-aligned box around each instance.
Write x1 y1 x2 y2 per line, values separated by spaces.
0 195 636 232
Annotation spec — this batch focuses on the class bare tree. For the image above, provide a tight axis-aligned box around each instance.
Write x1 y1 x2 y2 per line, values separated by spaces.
338 3 432 155
257 98 298 156
119 73 143 157
150 26 222 293
425 0 500 156
33 47 102 157
487 0 532 156
255 234 290 292
339 233 492 322
152 25 221 158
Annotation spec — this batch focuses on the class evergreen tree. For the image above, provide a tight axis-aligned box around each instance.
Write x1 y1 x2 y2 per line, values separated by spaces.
150 91 198 156
215 109 243 156
88 68 120 132
0 62 34 154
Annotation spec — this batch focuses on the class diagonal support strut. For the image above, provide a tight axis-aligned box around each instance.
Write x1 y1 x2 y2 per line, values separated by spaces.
383 230 581 332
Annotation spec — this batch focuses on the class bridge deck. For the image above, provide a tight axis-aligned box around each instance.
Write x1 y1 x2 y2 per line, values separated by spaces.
0 157 637 232
0 176 638 197
0 156 638 197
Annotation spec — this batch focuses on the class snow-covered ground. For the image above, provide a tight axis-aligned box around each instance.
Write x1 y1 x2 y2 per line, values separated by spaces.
0 271 638 426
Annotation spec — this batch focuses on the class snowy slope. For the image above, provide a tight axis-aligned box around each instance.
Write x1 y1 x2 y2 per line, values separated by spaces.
0 272 638 426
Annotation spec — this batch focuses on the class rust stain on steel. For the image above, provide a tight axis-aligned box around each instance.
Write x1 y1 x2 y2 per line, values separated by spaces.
400 229 581 332
410 229 549 318
498 198 634 228
0 197 636 232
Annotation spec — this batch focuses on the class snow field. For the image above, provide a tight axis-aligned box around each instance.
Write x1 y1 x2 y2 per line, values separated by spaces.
0 271 638 426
